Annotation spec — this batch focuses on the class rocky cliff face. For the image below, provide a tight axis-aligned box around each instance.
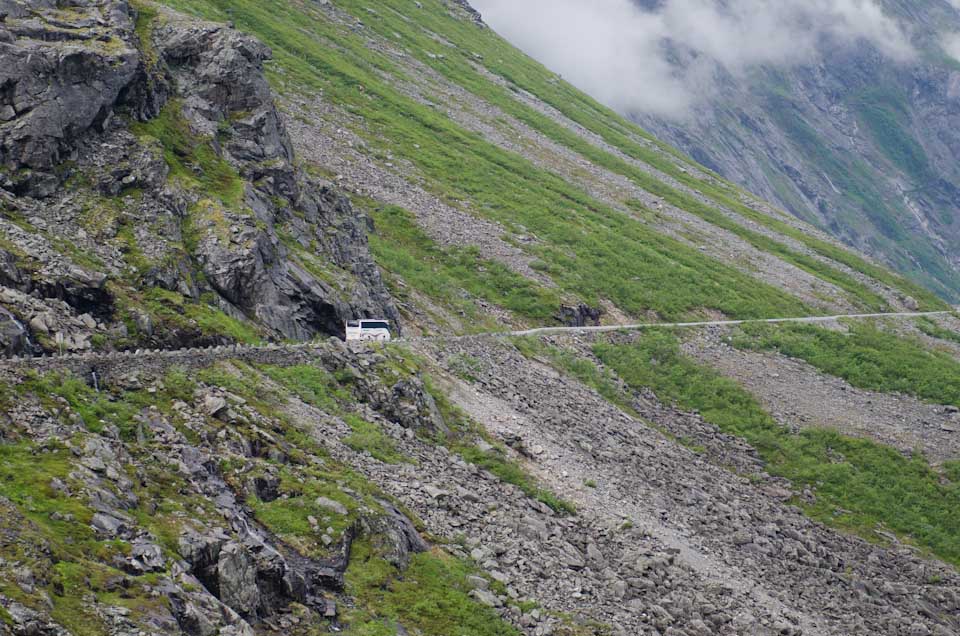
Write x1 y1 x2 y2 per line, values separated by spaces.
630 0 960 301
0 0 397 356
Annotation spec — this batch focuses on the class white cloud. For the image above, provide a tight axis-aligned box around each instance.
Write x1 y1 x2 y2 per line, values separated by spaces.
471 0 915 118
943 32 960 61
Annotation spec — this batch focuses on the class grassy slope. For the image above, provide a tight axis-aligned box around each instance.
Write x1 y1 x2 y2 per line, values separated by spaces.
2 351 557 635
735 321 960 407
150 0 947 330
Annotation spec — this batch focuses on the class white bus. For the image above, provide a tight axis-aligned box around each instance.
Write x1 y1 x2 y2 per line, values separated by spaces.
345 319 392 342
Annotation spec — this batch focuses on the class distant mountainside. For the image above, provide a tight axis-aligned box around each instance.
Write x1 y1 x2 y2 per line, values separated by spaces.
630 0 960 301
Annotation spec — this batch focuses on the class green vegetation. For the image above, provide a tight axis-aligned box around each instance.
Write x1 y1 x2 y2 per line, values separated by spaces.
16 368 195 440
256 363 411 464
344 540 521 636
594 331 960 565
343 413 409 464
157 0 949 317
121 287 264 345
0 442 170 635
247 464 368 559
146 358 520 635
734 322 960 407
456 443 575 515
130 0 160 67
916 316 960 346
511 336 636 415
4 359 532 634
131 100 245 207
321 0 944 310
368 204 560 328
18 372 140 438
259 364 351 412
854 87 932 187
447 353 484 383
422 370 576 515
206 353 571 583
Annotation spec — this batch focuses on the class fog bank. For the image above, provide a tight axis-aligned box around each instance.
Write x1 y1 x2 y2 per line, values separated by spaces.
471 0 917 118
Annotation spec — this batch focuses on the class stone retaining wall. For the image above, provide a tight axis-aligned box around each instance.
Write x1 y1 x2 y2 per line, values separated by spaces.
0 341 339 383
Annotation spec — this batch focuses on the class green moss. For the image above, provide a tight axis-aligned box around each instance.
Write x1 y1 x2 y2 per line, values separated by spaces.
197 361 276 407
19 372 141 439
595 331 960 566
133 287 263 345
258 364 351 412
0 443 95 530
343 414 410 465
50 237 105 272
131 100 245 208
344 540 521 636
131 0 160 68
114 223 152 274
17 368 199 441
246 462 380 559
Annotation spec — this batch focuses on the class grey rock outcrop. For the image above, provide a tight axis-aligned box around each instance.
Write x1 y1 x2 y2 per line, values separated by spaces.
0 0 140 197
557 303 603 327
0 306 32 356
148 17 399 341
0 0 399 355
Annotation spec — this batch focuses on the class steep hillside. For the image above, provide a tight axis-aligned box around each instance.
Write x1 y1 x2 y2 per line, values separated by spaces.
0 0 949 359
3 1 960 636
5 314 960 636
627 0 960 301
